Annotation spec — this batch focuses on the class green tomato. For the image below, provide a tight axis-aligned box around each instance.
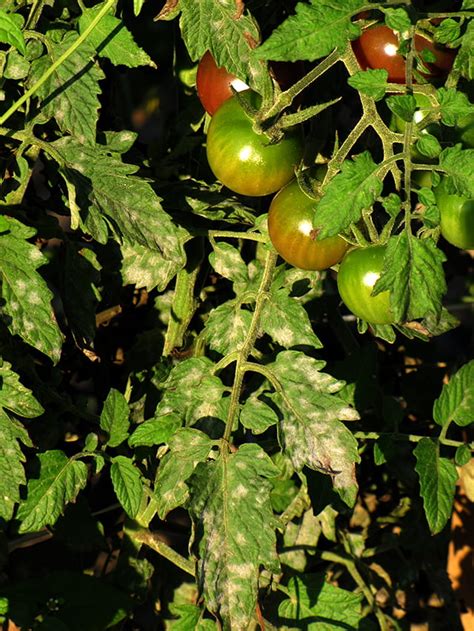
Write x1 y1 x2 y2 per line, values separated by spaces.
268 176 348 270
434 177 474 250
206 91 304 197
337 245 393 325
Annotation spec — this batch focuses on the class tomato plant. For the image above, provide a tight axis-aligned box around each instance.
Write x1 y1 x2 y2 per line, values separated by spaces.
206 91 303 196
337 245 393 324
268 176 348 270
352 25 455 83
435 178 474 250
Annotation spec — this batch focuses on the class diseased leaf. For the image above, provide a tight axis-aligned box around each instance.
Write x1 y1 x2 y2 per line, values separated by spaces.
0 361 44 418
62 244 100 347
178 0 272 99
279 573 363 629
414 438 457 534
110 456 143 518
254 0 363 61
99 389 130 448
269 351 360 506
453 19 474 80
79 5 155 68
29 32 104 144
157 357 227 426
314 152 383 238
121 240 187 292
0 217 64 363
373 233 446 323
204 302 252 356
52 137 187 272
155 428 215 518
188 445 280 630
17 451 88 533
0 409 32 521
209 242 248 287
433 360 474 427
261 288 322 349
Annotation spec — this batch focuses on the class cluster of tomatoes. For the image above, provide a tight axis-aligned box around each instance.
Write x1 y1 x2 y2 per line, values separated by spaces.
196 22 473 326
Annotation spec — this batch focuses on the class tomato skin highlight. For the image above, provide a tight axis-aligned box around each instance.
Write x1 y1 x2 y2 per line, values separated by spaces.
206 91 303 197
352 25 455 83
435 178 474 250
337 246 393 325
268 178 349 270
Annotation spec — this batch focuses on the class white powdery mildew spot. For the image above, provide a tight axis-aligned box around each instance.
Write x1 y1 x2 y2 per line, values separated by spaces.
235 532 247 546
8 301 19 313
233 483 248 499
16 279 27 293
274 325 295 347
229 562 254 580
23 321 35 333
29 248 43 262
28 292 42 306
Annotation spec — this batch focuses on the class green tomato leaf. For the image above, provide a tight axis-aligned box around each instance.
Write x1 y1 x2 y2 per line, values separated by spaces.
4 49 29 80
99 389 130 448
188 445 280 631
414 438 457 535
347 69 388 101
0 217 64 363
439 146 474 198
79 5 155 68
0 9 26 55
129 413 181 447
0 408 32 521
28 32 104 144
386 94 417 122
269 350 360 506
382 8 412 32
315 152 384 238
453 19 474 80
415 133 442 159
110 456 143 518
0 360 44 418
121 239 188 292
155 428 215 519
240 395 279 434
254 0 363 62
278 573 363 629
17 451 88 533
435 19 461 44
261 288 322 349
455 444 472 467
373 233 446 324
433 360 474 427
437 87 474 126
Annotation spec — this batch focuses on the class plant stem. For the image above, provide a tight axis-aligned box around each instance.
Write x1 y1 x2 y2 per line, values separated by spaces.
354 430 473 451
209 230 266 243
133 529 195 577
0 0 117 126
222 249 278 445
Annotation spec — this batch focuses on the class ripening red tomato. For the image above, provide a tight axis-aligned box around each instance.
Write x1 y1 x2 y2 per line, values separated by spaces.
196 52 305 116
196 52 250 116
352 25 456 83
268 176 349 270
